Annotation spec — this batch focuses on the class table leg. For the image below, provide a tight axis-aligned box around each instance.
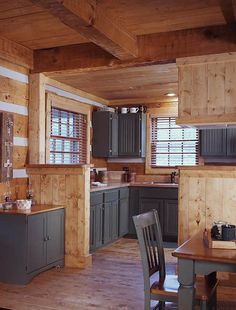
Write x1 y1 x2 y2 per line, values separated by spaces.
178 258 195 310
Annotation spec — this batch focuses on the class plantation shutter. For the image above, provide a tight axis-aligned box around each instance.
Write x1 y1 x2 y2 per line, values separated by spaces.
151 117 198 167
50 107 87 164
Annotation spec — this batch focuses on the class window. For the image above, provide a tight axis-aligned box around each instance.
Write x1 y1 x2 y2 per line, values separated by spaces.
50 107 87 164
151 117 198 167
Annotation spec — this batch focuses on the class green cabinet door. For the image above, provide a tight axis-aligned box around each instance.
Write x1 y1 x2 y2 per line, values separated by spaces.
163 199 178 242
46 209 65 265
27 213 47 273
119 197 129 237
92 111 118 157
200 129 227 157
118 113 146 157
90 192 103 251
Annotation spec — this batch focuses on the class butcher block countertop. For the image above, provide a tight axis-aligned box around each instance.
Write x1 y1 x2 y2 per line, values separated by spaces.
90 182 178 192
0 204 65 216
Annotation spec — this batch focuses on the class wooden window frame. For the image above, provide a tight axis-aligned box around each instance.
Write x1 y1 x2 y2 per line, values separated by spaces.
46 92 91 164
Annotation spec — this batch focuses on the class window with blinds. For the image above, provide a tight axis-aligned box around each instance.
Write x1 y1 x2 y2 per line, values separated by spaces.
151 117 198 167
50 107 87 164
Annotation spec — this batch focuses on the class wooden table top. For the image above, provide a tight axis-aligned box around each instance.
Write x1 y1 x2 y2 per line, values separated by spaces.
0 204 65 216
172 231 236 264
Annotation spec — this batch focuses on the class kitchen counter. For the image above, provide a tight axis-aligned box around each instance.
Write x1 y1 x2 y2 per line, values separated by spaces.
0 204 65 215
90 182 178 192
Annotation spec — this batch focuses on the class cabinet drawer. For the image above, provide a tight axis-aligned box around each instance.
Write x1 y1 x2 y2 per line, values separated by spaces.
104 189 119 202
119 188 129 199
90 192 103 205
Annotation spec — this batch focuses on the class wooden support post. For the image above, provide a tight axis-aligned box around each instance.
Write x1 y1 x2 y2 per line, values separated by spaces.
29 73 46 164
26 165 92 268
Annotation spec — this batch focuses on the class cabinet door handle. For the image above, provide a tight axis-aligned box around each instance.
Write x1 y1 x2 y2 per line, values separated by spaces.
47 236 51 241
43 237 47 242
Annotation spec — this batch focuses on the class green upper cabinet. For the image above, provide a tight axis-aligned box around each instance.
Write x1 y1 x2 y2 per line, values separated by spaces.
92 111 146 158
118 113 146 157
200 128 236 157
92 111 118 158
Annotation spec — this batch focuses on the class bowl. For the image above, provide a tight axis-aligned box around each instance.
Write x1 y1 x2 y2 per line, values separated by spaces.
16 199 31 210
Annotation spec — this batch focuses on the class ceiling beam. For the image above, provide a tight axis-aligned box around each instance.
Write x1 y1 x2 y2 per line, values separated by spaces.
33 43 174 74
30 0 137 60
33 25 236 74
219 0 235 25
0 36 33 69
138 24 236 60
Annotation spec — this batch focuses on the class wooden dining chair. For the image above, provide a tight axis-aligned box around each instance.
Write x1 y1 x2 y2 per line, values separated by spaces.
133 210 218 310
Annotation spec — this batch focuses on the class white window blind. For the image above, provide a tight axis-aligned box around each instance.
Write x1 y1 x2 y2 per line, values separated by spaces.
151 117 198 167
50 107 87 164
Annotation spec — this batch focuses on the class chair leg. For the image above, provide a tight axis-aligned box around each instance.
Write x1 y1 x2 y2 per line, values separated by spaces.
200 300 207 310
159 301 165 309
144 293 151 310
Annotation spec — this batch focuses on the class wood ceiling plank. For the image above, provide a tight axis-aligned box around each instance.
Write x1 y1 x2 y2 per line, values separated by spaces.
30 0 138 60
0 11 88 50
0 35 33 69
47 63 178 101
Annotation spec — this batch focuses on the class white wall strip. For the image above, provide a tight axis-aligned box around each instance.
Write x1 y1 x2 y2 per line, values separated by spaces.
46 84 105 108
107 158 145 163
0 101 28 115
0 66 28 84
13 169 28 178
13 137 28 146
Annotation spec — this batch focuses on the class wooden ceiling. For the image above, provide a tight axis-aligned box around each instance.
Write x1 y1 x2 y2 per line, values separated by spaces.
0 0 236 104
48 63 178 102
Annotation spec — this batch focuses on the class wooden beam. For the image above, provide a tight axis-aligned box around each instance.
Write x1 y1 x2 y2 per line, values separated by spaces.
33 25 236 74
138 25 236 60
33 42 174 74
219 0 235 25
29 73 47 164
0 36 33 69
30 0 137 60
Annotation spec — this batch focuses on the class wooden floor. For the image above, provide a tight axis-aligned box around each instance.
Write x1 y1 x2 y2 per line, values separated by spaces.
0 238 235 309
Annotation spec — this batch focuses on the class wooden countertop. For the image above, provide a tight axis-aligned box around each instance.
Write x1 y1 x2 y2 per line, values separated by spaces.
90 182 178 192
0 204 65 216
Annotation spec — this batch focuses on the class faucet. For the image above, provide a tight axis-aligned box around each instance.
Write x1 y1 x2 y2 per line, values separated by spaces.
170 171 177 184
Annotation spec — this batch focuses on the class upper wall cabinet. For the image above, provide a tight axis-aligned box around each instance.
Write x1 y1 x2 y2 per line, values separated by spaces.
92 111 146 158
200 128 236 157
92 111 118 158
177 53 236 127
118 113 146 157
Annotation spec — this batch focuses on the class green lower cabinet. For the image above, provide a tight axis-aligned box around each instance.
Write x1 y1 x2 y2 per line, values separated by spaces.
103 201 119 245
90 203 103 251
163 199 178 242
119 197 129 237
128 187 178 242
90 188 127 252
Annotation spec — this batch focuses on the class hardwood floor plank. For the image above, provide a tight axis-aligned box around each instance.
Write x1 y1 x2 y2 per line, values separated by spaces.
0 238 235 309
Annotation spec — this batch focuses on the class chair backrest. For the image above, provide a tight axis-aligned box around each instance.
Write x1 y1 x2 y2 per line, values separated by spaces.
133 210 166 284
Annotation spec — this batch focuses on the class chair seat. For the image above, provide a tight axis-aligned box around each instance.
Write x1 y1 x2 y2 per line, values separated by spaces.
151 274 218 301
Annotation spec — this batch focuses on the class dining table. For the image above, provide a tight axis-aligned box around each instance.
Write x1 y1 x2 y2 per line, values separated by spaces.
172 231 236 309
